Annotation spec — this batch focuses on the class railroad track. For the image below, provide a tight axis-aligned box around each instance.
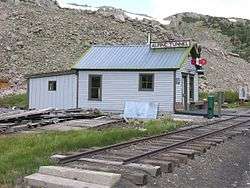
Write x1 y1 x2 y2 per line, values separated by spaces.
58 116 250 186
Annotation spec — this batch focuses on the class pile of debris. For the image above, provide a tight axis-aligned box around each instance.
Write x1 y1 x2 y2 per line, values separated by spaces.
0 108 102 134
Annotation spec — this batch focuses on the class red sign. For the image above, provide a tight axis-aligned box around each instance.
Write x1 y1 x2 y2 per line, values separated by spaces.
199 58 207 66
191 58 196 65
191 58 207 66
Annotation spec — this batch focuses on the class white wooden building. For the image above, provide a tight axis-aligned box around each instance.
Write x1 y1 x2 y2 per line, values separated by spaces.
27 40 202 113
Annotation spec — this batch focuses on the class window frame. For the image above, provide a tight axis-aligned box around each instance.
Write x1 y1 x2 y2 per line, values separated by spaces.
48 81 57 91
189 75 195 101
88 74 102 101
139 73 154 91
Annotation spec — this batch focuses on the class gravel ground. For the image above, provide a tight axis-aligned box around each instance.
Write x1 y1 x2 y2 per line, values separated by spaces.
146 129 250 188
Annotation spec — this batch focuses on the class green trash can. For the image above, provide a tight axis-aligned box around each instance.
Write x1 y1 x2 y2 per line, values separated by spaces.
207 96 215 119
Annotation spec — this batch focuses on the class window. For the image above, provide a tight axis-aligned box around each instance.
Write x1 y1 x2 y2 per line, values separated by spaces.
89 75 102 100
139 74 154 91
189 75 194 101
48 81 56 91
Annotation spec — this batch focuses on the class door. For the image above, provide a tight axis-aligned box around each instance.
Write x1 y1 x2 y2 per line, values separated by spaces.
182 74 188 110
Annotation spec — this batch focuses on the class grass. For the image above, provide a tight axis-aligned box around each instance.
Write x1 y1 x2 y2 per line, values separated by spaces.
143 116 183 135
0 93 27 109
199 90 244 109
241 101 250 108
0 117 185 185
225 102 240 108
224 101 250 109
199 90 239 103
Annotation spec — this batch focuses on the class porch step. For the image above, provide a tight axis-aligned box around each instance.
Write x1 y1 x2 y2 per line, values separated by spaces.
24 173 110 188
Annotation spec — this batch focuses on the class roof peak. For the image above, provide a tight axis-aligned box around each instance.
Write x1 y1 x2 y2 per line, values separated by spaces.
93 44 148 47
92 44 190 50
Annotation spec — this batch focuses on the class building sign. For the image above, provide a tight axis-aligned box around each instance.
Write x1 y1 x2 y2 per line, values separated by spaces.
150 40 191 49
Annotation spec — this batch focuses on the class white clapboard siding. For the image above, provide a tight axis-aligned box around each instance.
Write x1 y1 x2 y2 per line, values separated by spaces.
29 74 77 109
78 71 174 113
175 70 183 103
194 74 199 102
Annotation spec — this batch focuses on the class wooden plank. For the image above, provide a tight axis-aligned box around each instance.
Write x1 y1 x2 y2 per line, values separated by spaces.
106 150 144 157
189 143 211 149
198 140 217 146
169 149 195 159
0 108 52 123
179 145 205 154
98 155 127 161
125 163 161 177
66 163 147 186
160 153 188 164
204 138 224 143
38 166 122 187
212 136 228 140
78 158 161 177
140 159 174 173
132 145 163 151
79 158 123 166
167 135 191 140
153 156 180 167
158 138 183 143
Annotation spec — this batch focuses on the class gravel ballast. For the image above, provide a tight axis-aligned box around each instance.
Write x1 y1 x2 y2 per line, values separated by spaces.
146 131 250 188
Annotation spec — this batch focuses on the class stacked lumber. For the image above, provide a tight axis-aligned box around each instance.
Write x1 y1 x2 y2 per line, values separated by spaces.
0 108 102 134
0 108 52 123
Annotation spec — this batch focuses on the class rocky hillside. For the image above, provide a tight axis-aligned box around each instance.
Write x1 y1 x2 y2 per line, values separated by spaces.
0 1 176 95
167 12 250 91
167 12 250 61
0 1 249 94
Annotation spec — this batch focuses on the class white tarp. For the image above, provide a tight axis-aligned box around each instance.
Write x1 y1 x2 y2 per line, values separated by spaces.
239 85 249 100
123 101 158 119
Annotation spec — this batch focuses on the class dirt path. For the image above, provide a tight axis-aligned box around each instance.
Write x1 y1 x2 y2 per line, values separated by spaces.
147 128 250 188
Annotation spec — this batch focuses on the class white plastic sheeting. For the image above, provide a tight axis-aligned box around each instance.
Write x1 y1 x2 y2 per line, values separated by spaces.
123 101 158 119
239 85 249 100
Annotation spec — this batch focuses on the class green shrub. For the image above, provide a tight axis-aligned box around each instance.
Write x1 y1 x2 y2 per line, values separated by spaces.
0 93 27 109
200 91 239 104
224 90 239 103
199 92 209 100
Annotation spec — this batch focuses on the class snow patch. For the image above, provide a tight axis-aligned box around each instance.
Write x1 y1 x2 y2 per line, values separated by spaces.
54 1 170 25
228 18 237 22
125 11 170 25
156 18 171 25
125 11 152 20
56 0 98 11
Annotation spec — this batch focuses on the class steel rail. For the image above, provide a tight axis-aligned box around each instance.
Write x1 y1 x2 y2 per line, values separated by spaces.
122 119 250 164
58 116 240 164
222 114 250 118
